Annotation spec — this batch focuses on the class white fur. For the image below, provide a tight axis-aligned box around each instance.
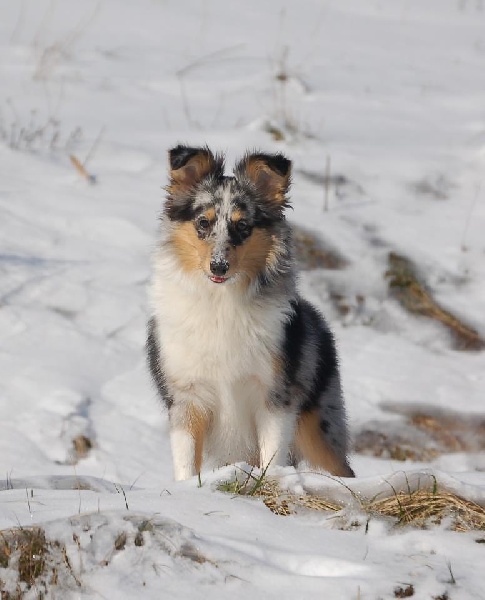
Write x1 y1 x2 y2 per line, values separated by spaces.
256 406 297 470
170 428 196 481
151 238 291 478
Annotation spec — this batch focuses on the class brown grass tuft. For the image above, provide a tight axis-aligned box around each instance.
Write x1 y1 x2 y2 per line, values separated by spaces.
218 473 341 517
0 526 82 597
0 528 48 588
368 489 485 532
218 473 485 531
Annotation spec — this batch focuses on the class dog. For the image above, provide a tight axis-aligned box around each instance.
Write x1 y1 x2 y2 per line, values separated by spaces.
147 145 354 481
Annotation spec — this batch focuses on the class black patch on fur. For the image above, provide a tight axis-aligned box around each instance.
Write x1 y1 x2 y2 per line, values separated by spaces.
228 222 252 246
257 271 271 289
233 198 247 212
146 317 173 408
320 419 330 433
283 299 339 413
303 310 339 412
283 300 306 385
165 198 197 222
254 205 282 227
169 145 204 170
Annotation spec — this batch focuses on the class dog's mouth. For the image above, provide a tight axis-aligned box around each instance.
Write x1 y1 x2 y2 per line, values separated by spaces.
209 275 229 284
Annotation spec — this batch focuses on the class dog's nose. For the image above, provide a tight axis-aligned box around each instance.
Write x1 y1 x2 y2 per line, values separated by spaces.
210 260 229 277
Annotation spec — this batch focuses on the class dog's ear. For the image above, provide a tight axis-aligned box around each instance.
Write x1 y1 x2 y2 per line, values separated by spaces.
235 152 291 206
167 145 223 196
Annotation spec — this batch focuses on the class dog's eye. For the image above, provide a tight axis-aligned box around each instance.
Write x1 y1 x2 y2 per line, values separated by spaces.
197 217 211 230
236 220 249 233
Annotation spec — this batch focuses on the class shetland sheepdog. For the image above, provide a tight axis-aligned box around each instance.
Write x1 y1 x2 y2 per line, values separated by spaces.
147 145 354 481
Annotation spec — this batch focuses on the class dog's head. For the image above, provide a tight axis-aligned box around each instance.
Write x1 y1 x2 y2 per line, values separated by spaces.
164 145 292 286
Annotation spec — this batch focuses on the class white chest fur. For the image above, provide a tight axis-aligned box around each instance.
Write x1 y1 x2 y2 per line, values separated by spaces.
152 262 287 388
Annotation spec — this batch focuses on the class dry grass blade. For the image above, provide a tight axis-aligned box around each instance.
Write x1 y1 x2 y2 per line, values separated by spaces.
368 489 485 532
386 252 484 351
69 154 96 184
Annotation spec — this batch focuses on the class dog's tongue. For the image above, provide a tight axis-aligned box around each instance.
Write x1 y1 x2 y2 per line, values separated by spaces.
210 276 227 283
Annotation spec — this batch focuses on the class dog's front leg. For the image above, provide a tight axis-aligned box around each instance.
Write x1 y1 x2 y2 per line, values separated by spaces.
256 404 296 470
169 401 209 481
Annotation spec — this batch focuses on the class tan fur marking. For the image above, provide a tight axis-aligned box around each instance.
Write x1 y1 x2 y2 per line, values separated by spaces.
244 158 290 205
295 410 353 477
230 209 243 222
204 207 216 222
236 228 274 282
170 222 209 274
265 235 281 272
186 404 209 474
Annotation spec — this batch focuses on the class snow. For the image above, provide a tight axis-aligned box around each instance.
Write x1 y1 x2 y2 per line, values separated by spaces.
1 0 485 597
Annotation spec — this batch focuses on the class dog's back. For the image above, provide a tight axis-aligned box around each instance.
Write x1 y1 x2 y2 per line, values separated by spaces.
147 145 354 480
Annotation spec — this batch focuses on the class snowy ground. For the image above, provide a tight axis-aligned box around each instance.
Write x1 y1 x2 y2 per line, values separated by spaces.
1 0 485 598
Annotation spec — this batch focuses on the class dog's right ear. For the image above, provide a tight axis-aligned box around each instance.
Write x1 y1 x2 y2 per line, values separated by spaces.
167 145 223 197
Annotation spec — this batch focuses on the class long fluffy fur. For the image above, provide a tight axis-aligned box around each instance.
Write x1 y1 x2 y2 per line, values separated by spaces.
147 145 354 480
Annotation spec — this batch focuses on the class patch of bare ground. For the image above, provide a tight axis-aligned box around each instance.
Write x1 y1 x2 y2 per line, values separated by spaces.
386 252 484 351
71 434 93 463
354 406 485 462
292 231 484 353
354 427 441 463
394 584 415 598
292 225 348 270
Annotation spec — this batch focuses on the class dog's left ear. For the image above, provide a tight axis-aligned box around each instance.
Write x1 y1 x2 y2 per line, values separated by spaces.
235 152 291 206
